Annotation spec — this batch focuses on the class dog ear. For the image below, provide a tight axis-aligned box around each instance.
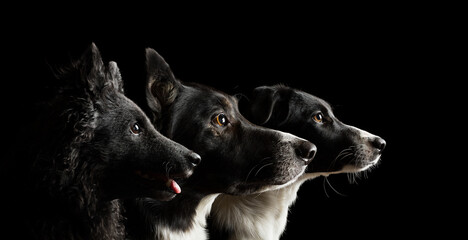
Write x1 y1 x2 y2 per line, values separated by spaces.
79 43 107 97
250 85 290 126
107 61 124 94
145 48 181 116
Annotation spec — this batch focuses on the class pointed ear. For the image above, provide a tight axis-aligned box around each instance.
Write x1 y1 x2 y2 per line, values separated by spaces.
145 48 181 115
107 61 124 94
79 42 107 96
250 85 291 125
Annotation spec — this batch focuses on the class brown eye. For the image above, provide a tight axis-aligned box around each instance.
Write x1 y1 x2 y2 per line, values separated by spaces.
313 113 324 123
213 113 228 127
130 122 142 135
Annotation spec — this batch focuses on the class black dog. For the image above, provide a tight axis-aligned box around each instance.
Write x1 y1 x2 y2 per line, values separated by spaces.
211 85 386 239
1 44 200 240
124 49 316 239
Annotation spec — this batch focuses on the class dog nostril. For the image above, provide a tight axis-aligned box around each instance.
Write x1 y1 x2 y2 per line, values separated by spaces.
188 152 201 166
296 141 317 165
372 137 386 152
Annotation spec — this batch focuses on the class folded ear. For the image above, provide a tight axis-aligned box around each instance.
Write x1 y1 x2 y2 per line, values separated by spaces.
250 85 291 126
145 48 181 119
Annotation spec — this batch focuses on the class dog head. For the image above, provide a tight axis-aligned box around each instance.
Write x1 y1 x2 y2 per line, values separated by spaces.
59 44 200 201
145 49 316 195
249 85 386 175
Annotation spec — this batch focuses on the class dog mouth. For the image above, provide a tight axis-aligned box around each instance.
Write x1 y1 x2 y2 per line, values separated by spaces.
357 154 381 170
235 159 308 194
133 169 190 195
316 145 382 175
338 151 381 173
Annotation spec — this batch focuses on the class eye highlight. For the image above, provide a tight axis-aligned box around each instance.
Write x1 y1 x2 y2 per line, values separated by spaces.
312 113 324 123
213 113 229 127
130 122 142 135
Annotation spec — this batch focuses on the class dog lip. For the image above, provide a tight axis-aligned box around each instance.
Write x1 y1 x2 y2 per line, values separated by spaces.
133 170 183 196
152 190 177 201
134 169 193 194
134 169 193 181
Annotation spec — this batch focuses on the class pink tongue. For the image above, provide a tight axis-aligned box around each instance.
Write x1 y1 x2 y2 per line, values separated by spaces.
170 179 181 194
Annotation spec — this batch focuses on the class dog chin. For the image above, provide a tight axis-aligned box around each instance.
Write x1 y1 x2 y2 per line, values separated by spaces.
320 154 381 177
350 154 381 171
257 166 307 193
151 191 177 201
359 155 381 171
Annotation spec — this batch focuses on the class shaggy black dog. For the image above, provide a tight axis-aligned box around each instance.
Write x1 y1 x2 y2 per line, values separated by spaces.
1 44 200 240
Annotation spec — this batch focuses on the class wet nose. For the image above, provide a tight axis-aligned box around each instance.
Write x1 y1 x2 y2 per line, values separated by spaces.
188 152 201 166
371 137 386 152
295 140 317 165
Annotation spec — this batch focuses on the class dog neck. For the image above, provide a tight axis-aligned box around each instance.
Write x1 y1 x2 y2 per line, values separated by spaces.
131 192 220 240
31 186 124 240
211 174 321 240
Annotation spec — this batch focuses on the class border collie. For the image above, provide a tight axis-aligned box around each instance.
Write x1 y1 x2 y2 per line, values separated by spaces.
1 44 200 239
124 50 316 240
211 85 386 239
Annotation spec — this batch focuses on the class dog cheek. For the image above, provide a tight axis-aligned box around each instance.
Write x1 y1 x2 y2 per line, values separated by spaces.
275 160 298 184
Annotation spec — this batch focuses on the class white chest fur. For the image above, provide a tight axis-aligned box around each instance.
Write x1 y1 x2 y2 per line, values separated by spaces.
211 174 322 240
156 193 220 240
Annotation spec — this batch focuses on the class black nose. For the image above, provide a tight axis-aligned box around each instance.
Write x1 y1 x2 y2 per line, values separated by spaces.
295 140 317 165
371 137 386 152
188 152 201 166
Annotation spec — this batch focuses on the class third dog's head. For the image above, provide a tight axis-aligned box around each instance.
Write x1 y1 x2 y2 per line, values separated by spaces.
249 85 386 176
145 49 316 195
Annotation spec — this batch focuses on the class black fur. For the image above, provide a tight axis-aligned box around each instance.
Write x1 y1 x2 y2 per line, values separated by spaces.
249 85 386 173
124 49 316 239
145 49 315 195
1 44 199 240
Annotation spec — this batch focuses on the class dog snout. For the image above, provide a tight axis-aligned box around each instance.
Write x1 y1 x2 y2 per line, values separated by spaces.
371 137 386 152
188 152 202 167
295 140 317 165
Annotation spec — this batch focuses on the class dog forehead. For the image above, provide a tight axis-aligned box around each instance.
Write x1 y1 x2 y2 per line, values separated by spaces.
192 85 237 108
296 91 332 111
180 85 239 117
216 94 236 108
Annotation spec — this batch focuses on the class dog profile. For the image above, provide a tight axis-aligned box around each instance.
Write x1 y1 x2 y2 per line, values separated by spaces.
1 43 200 240
211 85 386 239
124 49 316 240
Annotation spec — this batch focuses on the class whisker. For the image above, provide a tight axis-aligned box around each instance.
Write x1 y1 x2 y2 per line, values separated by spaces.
164 161 172 178
347 172 360 184
323 177 347 198
245 157 273 181
245 165 258 182
327 147 355 172
323 177 330 198
254 163 274 177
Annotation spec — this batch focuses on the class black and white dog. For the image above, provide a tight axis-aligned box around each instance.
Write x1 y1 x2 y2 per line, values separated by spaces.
124 50 316 240
211 85 386 239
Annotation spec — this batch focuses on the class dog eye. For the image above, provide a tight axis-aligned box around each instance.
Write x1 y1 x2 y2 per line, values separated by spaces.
313 113 324 123
130 122 142 135
213 113 229 127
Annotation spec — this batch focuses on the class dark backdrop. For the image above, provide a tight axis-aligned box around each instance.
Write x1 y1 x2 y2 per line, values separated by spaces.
3 11 447 239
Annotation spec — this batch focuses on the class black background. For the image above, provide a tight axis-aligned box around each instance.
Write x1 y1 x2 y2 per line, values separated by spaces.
3 7 454 239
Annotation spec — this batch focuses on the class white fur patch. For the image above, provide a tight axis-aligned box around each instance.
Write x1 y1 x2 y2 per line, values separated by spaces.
212 174 324 240
156 194 220 240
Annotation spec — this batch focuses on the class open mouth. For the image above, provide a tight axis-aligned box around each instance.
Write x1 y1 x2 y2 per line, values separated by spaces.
134 170 185 194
